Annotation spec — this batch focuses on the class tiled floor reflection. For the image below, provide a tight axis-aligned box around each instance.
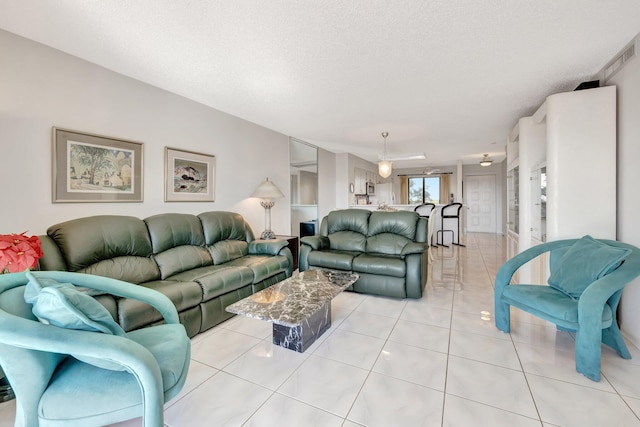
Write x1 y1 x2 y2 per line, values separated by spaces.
3 233 640 426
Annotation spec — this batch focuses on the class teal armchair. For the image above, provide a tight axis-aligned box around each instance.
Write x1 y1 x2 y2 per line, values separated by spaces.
0 271 190 427
495 237 640 381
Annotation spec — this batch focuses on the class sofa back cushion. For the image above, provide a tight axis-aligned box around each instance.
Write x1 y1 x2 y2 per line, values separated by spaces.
47 215 160 284
324 209 370 252
366 211 419 255
199 212 251 264
144 213 213 278
326 209 371 235
145 213 205 253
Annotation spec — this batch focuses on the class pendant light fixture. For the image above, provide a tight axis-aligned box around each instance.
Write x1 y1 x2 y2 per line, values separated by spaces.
378 132 392 178
479 154 493 167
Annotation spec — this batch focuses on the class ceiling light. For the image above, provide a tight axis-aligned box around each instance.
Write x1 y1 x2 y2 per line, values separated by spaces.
479 154 493 167
378 132 392 178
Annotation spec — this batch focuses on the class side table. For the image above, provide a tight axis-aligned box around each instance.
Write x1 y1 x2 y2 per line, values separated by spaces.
263 235 299 271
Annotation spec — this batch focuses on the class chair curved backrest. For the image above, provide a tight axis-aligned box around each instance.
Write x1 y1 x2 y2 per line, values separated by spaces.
0 271 190 427
426 207 442 262
494 238 640 381
414 203 436 218
441 202 463 218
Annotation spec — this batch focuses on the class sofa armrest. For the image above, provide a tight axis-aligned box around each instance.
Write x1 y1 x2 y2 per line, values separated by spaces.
401 242 428 256
300 236 329 250
248 239 288 256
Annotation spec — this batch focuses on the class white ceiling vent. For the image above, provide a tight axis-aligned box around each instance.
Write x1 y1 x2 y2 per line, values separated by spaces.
603 34 638 83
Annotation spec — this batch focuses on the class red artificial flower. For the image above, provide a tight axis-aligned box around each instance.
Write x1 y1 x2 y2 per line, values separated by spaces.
0 232 43 273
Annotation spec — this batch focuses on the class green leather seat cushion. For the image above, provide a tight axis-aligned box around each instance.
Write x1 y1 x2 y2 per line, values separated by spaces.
224 255 289 283
307 250 360 271
352 254 406 278
38 323 189 422
117 280 202 331
188 266 254 302
501 284 613 326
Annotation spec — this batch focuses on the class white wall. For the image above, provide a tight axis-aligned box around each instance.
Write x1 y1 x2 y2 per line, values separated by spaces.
317 147 336 221
0 30 290 236
610 53 640 345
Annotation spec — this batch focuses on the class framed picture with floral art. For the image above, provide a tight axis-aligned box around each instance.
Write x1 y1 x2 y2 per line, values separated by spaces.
164 147 216 202
52 127 144 203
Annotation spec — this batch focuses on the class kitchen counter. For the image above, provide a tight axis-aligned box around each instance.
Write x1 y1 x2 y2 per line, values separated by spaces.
349 204 420 211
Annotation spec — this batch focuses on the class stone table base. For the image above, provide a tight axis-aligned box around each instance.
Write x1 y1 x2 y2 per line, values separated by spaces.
273 302 331 352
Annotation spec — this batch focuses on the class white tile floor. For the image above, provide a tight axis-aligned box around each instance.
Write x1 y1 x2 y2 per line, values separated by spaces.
3 233 640 426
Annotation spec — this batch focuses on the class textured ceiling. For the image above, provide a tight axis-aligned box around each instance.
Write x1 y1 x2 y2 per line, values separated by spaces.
1 1 639 167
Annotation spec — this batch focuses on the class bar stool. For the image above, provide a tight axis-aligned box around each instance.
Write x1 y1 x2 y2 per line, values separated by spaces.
436 202 465 247
414 203 436 218
426 206 442 262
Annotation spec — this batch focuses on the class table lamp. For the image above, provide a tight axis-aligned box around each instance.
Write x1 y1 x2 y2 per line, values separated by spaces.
251 177 285 239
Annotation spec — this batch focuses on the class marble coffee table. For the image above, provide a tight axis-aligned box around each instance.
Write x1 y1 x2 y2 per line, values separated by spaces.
225 269 359 352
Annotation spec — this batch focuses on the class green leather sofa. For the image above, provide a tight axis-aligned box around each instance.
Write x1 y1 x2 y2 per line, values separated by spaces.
299 209 428 298
38 211 293 337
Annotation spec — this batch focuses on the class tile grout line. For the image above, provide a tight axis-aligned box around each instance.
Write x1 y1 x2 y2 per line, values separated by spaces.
438 233 461 427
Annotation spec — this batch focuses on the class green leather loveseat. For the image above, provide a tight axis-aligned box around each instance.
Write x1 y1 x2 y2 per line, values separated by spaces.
37 211 293 337
299 209 428 298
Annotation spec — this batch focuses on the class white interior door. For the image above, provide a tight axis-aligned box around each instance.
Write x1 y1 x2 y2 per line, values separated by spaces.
465 174 496 233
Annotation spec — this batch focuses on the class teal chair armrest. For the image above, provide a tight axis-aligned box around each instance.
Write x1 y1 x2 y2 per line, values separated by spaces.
248 239 288 256
0 312 166 426
28 271 179 324
0 313 160 370
494 240 575 332
300 235 329 250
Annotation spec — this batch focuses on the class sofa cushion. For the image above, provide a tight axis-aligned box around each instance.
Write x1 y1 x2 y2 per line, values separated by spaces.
47 215 161 284
547 235 631 300
199 211 251 245
307 250 359 271
154 246 213 279
502 284 613 326
76 257 161 285
39 323 189 421
24 273 128 370
366 234 413 256
208 240 249 264
193 266 255 302
368 211 419 240
329 231 367 252
327 209 371 235
117 280 202 331
144 213 205 253
224 255 289 283
24 273 125 336
352 254 406 278
47 215 154 272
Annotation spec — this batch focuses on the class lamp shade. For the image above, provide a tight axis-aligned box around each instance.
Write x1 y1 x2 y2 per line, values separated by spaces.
251 178 284 199
378 161 392 178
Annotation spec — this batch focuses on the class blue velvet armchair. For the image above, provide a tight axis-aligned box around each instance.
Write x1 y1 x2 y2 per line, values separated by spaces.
495 237 640 381
0 271 191 427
